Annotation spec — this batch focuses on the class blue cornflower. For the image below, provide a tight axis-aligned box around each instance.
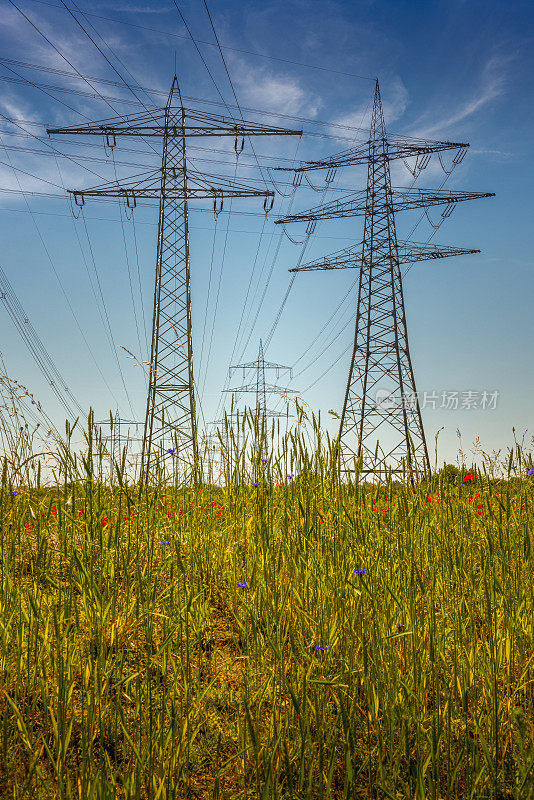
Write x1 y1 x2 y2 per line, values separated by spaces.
396 622 405 632
261 458 268 463
237 582 248 589
528 468 534 477
166 448 175 454
251 482 259 487
315 645 329 652
287 473 294 479
9 491 18 497
353 567 367 576
161 540 170 545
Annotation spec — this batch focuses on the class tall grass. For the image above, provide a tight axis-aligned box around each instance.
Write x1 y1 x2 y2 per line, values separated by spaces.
0 405 533 799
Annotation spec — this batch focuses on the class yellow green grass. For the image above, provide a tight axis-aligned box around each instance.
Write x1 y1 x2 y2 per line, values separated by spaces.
0 414 533 799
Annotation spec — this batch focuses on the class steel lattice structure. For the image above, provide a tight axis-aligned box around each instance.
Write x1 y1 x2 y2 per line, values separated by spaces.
48 77 300 481
224 339 296 419
224 339 297 460
277 80 494 479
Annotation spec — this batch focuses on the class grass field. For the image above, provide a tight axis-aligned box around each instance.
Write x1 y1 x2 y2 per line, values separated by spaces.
0 412 533 799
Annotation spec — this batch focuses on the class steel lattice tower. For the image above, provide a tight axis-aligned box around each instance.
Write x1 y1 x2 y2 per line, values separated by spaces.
224 339 296 419
48 77 300 481
277 80 494 479
224 340 297 461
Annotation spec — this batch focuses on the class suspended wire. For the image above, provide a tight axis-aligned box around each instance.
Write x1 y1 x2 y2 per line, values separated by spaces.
212 136 303 422
79 211 137 417
222 214 267 382
0 349 61 439
200 160 240 396
301 343 352 394
202 0 273 190
292 279 357 371
67 0 161 109
0 61 92 119
24 0 376 82
111 154 145 367
0 203 355 240
278 156 464 401
57 0 161 128
129 211 149 361
6 1 148 127
0 69 370 142
0 132 122 416
197 213 219 379
0 262 84 420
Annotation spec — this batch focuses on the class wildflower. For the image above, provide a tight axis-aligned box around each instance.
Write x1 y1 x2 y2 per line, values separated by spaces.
354 567 367 576
166 448 175 454
9 491 18 497
396 623 405 632
462 472 475 484
528 469 534 477
161 540 170 545
251 482 259 487
261 458 268 463
287 474 294 479
314 645 329 652
51 505 58 516
102 516 109 528
237 582 248 589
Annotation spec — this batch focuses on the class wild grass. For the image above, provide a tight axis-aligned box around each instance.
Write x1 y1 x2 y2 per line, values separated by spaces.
0 408 533 799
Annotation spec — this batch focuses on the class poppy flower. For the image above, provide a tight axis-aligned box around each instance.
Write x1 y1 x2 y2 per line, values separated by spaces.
462 473 475 484
102 516 109 528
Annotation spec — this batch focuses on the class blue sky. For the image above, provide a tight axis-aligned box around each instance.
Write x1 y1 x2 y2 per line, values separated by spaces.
0 0 532 468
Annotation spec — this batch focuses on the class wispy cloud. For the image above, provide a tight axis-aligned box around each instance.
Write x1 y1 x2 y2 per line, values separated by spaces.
409 56 510 138
232 57 321 118
329 76 409 140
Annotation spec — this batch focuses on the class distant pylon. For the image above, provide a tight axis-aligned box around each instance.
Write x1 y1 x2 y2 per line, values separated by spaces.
48 77 301 482
223 340 297 459
224 340 296 418
277 80 494 479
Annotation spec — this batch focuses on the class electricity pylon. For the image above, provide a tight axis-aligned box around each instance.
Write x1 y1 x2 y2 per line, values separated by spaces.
95 412 142 482
224 340 297 460
277 80 494 479
48 76 300 482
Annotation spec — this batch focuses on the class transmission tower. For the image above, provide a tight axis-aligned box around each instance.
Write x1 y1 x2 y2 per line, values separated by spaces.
95 412 143 482
47 76 300 481
224 339 297 459
277 80 494 479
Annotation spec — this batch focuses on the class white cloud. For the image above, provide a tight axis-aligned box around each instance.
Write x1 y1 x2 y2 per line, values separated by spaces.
232 58 321 118
328 76 409 142
409 56 510 139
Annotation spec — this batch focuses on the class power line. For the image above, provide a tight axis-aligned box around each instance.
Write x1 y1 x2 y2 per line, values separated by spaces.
23 0 375 82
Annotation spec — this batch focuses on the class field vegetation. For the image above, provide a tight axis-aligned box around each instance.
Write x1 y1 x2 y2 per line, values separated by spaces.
0 408 533 799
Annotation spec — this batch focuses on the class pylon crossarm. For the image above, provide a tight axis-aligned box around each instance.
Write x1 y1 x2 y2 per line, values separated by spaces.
277 188 495 223
47 108 301 139
224 383 298 394
275 135 468 172
289 241 481 272
230 359 292 372
67 170 274 202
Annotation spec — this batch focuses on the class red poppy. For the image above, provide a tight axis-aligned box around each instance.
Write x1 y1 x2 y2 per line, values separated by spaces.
51 505 58 516
102 516 109 528
462 473 475 483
